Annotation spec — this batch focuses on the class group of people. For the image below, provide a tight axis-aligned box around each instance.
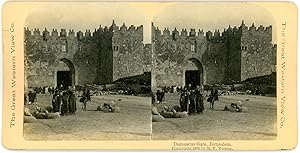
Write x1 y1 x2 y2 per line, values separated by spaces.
25 84 92 116
179 84 205 115
25 86 56 105
155 85 187 94
151 84 219 115
52 84 92 115
32 86 55 95
52 85 77 115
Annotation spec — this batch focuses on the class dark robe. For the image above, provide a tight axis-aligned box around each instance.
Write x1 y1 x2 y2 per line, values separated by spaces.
68 91 76 114
52 94 61 112
188 90 196 114
195 89 204 113
86 89 91 101
180 92 188 112
28 91 36 103
156 91 162 102
61 91 70 115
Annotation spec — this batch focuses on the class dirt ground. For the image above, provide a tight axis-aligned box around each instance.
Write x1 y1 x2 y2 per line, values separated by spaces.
152 93 277 140
24 94 151 140
24 93 276 141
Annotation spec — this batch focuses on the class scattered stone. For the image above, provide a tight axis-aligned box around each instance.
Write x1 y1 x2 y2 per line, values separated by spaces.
24 115 37 123
240 106 248 112
96 106 102 111
151 107 160 115
97 101 120 113
32 111 47 119
98 106 111 113
160 111 175 118
45 106 53 112
106 101 115 107
160 110 189 118
24 107 32 116
224 102 248 113
152 114 165 122
163 105 181 112
45 110 60 119
111 107 120 113
224 105 238 112
174 112 188 118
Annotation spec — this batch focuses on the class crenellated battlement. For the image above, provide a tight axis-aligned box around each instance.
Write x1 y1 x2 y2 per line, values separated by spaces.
153 25 227 40
241 23 272 33
24 20 143 40
152 20 272 42
109 20 143 35
24 27 97 38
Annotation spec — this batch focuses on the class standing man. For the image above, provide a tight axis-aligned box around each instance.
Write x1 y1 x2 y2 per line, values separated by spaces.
209 85 219 110
68 86 76 115
28 90 34 104
28 90 37 104
188 88 196 115
156 89 161 103
52 89 61 112
179 87 188 112
150 91 156 104
186 85 191 114
195 85 204 114
81 85 89 111
86 86 91 102
61 90 70 116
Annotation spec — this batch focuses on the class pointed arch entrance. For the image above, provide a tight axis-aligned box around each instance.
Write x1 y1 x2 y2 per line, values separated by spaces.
54 58 76 89
184 58 205 88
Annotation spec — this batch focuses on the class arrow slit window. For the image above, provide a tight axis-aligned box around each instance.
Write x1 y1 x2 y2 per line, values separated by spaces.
62 45 66 52
191 44 195 52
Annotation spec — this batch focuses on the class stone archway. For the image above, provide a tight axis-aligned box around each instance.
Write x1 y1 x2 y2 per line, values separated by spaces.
54 58 76 89
183 58 205 88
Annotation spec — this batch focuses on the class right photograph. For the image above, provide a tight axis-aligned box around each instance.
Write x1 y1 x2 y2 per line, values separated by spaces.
150 2 277 140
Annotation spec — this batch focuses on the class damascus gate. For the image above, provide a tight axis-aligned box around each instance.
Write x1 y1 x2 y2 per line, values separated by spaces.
151 21 277 90
24 21 152 89
24 20 276 90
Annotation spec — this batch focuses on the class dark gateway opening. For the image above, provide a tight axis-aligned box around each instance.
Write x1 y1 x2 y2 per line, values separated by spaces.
57 71 72 89
185 70 200 88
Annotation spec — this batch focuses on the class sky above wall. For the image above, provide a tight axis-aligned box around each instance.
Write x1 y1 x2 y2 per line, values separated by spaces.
25 2 276 44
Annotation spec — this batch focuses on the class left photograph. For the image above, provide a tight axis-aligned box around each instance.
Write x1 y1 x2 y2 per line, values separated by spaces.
23 2 152 140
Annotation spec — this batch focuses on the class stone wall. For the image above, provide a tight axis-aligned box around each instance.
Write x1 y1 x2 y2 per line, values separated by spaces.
240 24 276 81
93 26 114 84
25 21 276 89
73 31 99 85
25 28 101 87
24 21 151 88
151 21 276 88
203 41 227 84
112 23 150 81
225 26 242 83
151 24 228 88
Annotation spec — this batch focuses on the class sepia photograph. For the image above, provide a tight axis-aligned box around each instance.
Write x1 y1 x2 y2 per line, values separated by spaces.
0 1 294 149
23 2 152 140
150 3 277 140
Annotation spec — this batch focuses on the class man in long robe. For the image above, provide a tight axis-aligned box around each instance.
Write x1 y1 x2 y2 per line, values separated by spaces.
195 85 204 114
61 90 70 115
179 89 188 112
188 89 196 115
68 86 76 115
